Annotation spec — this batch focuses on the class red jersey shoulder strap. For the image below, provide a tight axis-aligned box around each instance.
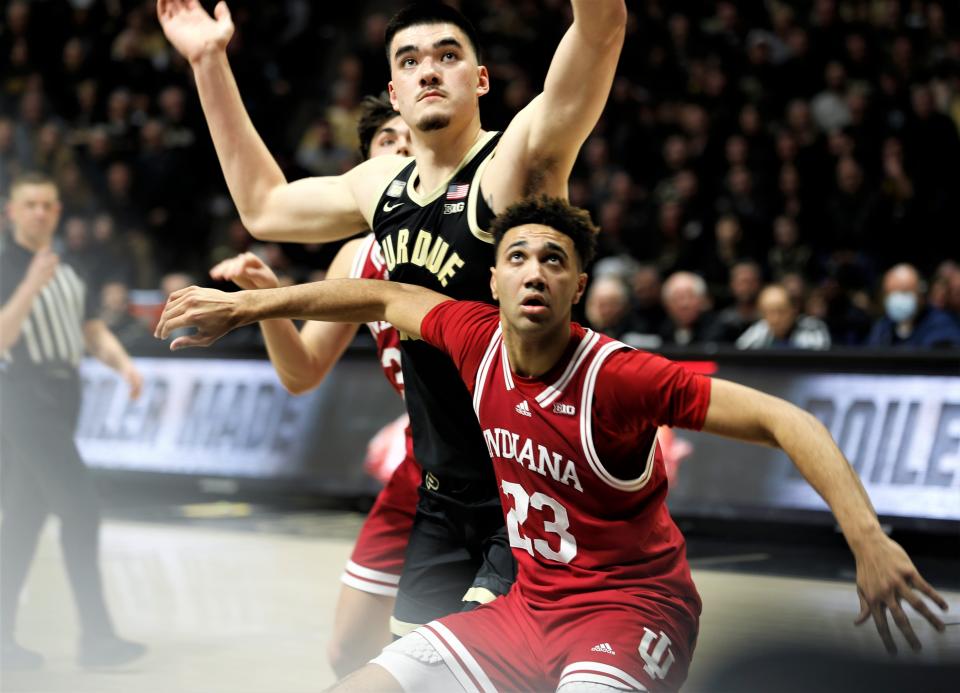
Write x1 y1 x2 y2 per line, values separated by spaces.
473 325 503 417
579 338 658 492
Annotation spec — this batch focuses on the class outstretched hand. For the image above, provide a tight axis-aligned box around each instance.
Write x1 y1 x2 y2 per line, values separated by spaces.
154 285 245 350
853 533 948 654
210 252 279 290
157 0 234 64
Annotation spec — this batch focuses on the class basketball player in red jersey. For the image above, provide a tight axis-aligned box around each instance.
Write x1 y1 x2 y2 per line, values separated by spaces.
157 196 948 692
209 95 420 676
157 0 626 647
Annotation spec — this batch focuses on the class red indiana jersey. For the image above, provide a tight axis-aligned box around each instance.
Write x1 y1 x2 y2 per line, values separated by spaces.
349 234 404 397
421 301 709 623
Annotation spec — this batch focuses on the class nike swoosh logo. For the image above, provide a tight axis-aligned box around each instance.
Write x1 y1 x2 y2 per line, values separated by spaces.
383 201 404 213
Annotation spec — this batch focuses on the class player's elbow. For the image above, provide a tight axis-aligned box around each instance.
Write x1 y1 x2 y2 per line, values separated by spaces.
281 380 310 396
608 1 628 28
242 212 279 241
279 370 325 396
769 402 825 450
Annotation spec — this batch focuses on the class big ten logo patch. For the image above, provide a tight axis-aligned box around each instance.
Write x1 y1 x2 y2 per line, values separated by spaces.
443 201 465 215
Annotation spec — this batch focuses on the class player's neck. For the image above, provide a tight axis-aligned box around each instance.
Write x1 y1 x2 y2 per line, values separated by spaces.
411 118 484 193
501 321 573 379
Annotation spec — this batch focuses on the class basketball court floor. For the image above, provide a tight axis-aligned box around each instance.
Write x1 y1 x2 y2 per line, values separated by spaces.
1 503 957 692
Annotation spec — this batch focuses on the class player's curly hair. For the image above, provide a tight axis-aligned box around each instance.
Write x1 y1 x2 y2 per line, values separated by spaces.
356 92 399 160
490 196 599 269
385 2 482 63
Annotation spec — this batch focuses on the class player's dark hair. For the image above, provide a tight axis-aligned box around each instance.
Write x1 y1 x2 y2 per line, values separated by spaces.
356 92 399 160
385 2 482 64
490 197 599 269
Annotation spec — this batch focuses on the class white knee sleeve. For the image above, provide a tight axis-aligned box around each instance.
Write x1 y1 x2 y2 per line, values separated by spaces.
371 632 466 693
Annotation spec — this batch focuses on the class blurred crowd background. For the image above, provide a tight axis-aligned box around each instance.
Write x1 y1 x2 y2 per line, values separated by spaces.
2 0 959 352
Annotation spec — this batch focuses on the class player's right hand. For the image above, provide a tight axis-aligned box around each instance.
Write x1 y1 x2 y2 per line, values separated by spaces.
852 533 948 655
24 250 59 292
210 252 279 290
156 0 234 64
154 285 243 350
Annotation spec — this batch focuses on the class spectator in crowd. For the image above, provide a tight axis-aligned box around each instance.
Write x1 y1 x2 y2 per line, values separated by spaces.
768 215 813 280
826 155 877 253
99 280 153 350
865 264 960 349
814 266 874 346
737 284 831 350
946 274 960 325
630 263 666 335
709 260 763 343
659 271 717 346
295 118 354 176
928 261 958 311
697 214 756 302
584 275 644 343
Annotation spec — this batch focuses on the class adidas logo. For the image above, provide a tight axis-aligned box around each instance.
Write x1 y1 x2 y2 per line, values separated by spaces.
515 400 532 417
591 642 616 655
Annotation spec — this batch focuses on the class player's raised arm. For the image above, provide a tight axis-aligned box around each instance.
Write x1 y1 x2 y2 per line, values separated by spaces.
155 280 450 350
487 0 627 204
700 378 949 654
156 1 390 241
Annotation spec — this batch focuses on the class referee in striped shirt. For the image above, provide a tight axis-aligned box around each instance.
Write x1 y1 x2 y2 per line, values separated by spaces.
1 173 145 669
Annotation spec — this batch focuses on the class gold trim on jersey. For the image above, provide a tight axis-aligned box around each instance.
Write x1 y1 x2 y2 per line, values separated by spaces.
405 130 498 207
367 155 416 227
389 615 423 637
467 147 497 244
461 586 498 605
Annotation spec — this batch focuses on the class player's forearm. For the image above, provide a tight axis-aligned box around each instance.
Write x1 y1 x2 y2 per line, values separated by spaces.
0 283 43 352
240 280 438 340
241 280 390 330
190 52 288 236
258 318 351 395
768 402 885 552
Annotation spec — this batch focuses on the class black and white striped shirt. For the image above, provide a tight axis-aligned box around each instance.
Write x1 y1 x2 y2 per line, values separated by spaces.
1 239 97 374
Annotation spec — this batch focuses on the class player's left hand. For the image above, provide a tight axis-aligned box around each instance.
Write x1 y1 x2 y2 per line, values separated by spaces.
154 285 243 349
852 533 948 654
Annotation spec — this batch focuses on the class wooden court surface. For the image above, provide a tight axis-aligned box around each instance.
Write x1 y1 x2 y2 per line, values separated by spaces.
1 510 957 692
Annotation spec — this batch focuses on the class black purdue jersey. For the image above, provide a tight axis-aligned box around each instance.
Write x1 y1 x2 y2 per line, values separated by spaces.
371 131 501 494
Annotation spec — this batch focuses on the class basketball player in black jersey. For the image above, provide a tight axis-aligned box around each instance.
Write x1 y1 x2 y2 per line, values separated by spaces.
157 0 626 643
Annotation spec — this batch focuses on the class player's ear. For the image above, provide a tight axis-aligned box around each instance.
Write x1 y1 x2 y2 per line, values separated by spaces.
388 82 400 111
476 65 490 98
489 266 499 301
572 272 588 305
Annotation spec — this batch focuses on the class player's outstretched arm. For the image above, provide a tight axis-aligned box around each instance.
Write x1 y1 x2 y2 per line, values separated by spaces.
701 379 949 654
156 1 383 242
487 0 626 206
155 279 449 350
209 244 366 394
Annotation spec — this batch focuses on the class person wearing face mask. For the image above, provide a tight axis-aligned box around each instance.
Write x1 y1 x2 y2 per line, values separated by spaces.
865 263 960 348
